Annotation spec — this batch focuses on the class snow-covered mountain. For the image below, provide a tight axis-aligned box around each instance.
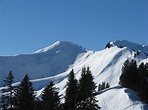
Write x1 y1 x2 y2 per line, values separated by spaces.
109 40 148 55
0 40 148 110
0 41 86 86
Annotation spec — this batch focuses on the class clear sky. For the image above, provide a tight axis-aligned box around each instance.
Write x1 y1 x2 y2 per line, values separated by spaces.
0 0 148 56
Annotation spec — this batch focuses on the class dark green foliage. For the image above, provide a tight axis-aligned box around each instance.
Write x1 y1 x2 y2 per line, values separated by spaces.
0 68 102 109
14 74 35 110
106 82 110 88
119 59 148 103
34 99 43 110
41 81 61 110
64 69 78 110
138 79 148 103
98 82 110 91
138 63 148 81
77 67 100 110
119 59 139 91
1 71 15 110
119 59 130 87
98 84 102 92
138 63 148 103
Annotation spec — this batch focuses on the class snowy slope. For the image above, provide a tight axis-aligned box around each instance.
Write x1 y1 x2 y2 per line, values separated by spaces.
110 40 148 55
96 86 148 110
0 40 148 110
0 41 86 86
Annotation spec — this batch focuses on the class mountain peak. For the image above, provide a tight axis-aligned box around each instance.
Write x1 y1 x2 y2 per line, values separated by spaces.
107 40 148 55
34 41 85 54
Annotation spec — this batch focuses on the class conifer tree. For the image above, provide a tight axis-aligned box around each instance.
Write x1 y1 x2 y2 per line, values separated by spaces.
98 84 102 91
77 67 100 110
138 78 148 103
34 99 43 110
119 59 139 90
138 63 148 103
41 81 61 110
119 59 130 87
106 82 110 88
101 82 106 90
14 74 35 110
98 82 110 91
1 71 15 110
64 69 78 110
138 63 148 81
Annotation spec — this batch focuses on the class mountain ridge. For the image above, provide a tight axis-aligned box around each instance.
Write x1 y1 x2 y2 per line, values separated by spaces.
33 41 87 54
0 40 148 110
108 40 148 55
0 41 87 86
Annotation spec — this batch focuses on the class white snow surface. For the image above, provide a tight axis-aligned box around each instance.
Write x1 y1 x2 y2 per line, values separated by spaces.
0 41 86 86
0 40 148 110
111 40 148 55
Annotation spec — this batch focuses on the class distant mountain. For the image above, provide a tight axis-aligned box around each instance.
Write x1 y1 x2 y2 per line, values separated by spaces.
109 40 148 55
0 40 148 110
0 41 86 86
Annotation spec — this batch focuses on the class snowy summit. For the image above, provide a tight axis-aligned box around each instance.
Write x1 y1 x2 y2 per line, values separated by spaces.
34 41 86 54
110 40 148 55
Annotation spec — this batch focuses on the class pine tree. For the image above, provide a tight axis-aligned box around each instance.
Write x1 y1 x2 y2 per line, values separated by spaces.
64 69 78 110
98 82 110 91
138 78 148 103
145 63 148 78
1 71 15 110
98 84 102 91
119 59 139 90
138 63 148 80
34 99 43 110
41 81 61 110
1 94 8 110
14 74 35 110
119 59 130 87
138 63 148 103
101 82 106 90
106 82 110 88
77 67 100 110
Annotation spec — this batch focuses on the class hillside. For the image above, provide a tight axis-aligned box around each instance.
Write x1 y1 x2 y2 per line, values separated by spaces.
0 40 148 110
0 41 86 86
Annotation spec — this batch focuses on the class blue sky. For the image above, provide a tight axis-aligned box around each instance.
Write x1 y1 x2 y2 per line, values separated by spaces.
0 0 148 56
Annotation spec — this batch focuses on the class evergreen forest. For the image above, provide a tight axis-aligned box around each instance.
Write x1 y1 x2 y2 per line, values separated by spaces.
0 59 148 110
0 67 100 110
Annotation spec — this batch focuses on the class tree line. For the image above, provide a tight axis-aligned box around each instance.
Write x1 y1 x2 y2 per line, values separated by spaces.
0 67 100 110
119 59 148 103
1 59 147 110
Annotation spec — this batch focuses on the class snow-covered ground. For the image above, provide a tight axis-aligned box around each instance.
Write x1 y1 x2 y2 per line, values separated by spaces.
96 86 148 110
0 40 148 110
